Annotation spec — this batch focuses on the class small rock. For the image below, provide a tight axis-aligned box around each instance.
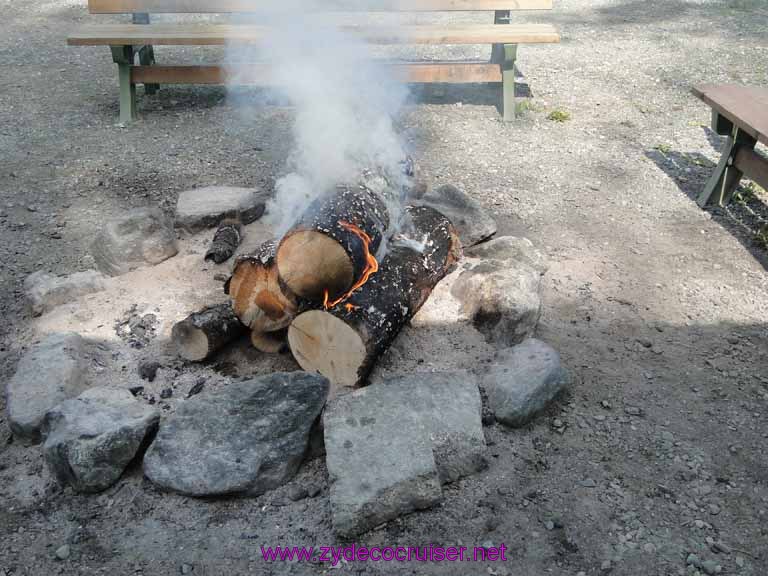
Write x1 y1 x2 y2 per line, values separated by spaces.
708 504 720 516
601 560 612 571
143 372 329 496
287 485 308 501
643 542 656 553
412 183 496 247
483 339 568 427
160 388 173 399
624 406 644 416
711 541 731 554
55 544 70 560
306 483 322 498
686 553 701 567
91 207 178 276
138 361 160 382
213 273 229 282
544 520 555 531
6 333 91 443
42 388 159 493
735 556 745 567
700 560 721 575
24 270 108 316
579 478 597 488
465 236 548 274
187 379 205 398
180 563 193 574
128 386 144 396
174 186 268 232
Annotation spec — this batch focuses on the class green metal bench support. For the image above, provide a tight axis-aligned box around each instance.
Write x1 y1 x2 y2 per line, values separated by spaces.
133 13 159 95
110 45 136 123
492 10 518 122
697 112 758 207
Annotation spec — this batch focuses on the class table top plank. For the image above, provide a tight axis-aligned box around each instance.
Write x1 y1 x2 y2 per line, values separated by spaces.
692 84 768 147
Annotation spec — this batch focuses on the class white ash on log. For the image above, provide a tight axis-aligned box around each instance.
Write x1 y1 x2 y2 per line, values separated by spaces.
205 219 242 264
171 303 247 362
227 239 298 333
276 183 390 302
288 205 461 391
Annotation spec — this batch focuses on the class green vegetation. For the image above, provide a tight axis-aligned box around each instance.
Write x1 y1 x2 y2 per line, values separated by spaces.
546 109 571 123
655 143 672 155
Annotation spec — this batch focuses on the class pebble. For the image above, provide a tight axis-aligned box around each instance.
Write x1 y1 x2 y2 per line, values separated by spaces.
700 560 721 575
552 418 564 428
711 541 731 554
643 542 656 553
694 520 705 529
180 564 193 575
306 483 322 498
708 504 720 515
593 414 606 422
55 544 70 560
160 388 173 399
138 361 161 382
624 406 643 416
579 478 597 488
686 553 700 566
545 520 555 531
600 560 612 571
287 485 308 501
735 556 745 567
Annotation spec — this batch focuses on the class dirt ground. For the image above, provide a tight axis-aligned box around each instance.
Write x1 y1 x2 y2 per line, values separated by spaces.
2 0 768 574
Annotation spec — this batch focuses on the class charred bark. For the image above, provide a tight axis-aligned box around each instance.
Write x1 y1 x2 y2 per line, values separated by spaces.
276 183 390 302
228 239 298 332
205 219 242 264
288 205 460 392
171 303 247 362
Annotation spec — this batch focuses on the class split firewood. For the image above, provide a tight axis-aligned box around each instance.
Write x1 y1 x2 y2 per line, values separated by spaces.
204 219 242 264
171 303 247 362
288 205 461 391
227 239 298 332
250 328 288 354
276 183 391 302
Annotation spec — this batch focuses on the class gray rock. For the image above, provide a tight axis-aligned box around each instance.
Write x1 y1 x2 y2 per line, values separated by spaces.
143 372 329 496
24 270 108 316
55 544 70 560
324 393 442 537
416 184 496 247
483 339 568 428
174 186 267 232
6 333 91 443
42 388 159 493
465 236 548 275
90 207 178 276
452 258 543 346
323 372 486 536
379 371 488 483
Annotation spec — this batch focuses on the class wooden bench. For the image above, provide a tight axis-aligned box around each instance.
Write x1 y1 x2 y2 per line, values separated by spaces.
693 84 768 207
67 0 560 123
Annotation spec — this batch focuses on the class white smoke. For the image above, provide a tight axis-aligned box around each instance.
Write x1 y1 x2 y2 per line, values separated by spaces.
225 6 410 236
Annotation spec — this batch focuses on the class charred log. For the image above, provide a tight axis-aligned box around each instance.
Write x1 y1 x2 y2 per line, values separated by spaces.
287 205 460 392
205 219 242 264
171 303 247 362
276 183 390 302
228 239 298 332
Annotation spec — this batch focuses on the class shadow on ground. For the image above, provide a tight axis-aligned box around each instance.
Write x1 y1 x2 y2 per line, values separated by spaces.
645 127 768 270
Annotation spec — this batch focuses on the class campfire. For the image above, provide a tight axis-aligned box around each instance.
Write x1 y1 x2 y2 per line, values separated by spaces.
171 170 461 395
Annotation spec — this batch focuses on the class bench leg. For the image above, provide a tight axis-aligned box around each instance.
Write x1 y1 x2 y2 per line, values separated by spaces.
501 44 518 122
111 45 137 124
133 13 159 95
697 126 757 207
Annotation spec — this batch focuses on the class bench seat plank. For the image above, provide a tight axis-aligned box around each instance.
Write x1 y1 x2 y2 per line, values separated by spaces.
67 23 561 46
693 84 768 147
88 0 553 13
132 62 503 84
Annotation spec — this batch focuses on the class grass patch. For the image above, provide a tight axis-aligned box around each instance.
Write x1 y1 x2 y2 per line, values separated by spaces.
754 225 768 250
546 109 571 123
655 143 672 155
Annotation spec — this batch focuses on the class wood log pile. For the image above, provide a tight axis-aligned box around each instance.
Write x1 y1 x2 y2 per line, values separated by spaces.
171 175 461 394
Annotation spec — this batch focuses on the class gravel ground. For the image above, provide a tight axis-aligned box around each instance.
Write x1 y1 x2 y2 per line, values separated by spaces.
2 0 768 575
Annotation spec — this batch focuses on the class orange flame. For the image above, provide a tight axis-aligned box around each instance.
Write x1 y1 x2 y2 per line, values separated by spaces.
323 221 378 309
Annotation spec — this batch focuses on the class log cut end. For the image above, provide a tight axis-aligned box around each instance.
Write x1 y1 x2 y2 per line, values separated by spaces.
229 240 298 332
276 231 354 301
171 321 210 362
251 329 288 354
288 310 367 391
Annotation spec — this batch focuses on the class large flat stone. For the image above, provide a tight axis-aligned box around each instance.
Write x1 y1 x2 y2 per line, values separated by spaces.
483 338 568 427
324 393 442 538
323 371 486 536
42 388 159 493
143 372 329 496
24 270 108 316
174 186 268 232
5 333 91 443
90 207 178 276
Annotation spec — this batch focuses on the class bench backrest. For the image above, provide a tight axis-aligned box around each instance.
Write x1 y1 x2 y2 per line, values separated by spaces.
89 0 553 13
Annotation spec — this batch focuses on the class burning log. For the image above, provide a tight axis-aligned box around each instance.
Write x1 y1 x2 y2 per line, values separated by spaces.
250 329 288 354
205 219 242 264
171 303 247 362
288 205 461 391
227 239 298 333
276 183 390 302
